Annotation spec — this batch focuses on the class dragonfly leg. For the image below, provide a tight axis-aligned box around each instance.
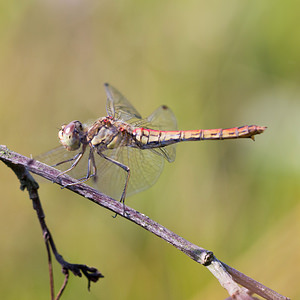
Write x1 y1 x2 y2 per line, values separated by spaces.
62 148 97 187
98 152 130 216
55 145 87 181
52 152 81 167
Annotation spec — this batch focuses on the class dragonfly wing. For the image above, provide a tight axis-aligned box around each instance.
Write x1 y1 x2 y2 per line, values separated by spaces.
35 146 81 169
133 105 178 163
145 105 177 131
35 146 93 179
104 83 142 121
36 144 164 200
149 147 176 163
105 84 177 163
91 144 165 200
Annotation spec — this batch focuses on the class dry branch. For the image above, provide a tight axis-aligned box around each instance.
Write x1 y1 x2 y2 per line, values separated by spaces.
0 145 289 300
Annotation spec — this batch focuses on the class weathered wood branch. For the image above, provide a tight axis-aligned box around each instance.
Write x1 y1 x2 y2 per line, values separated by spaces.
0 145 289 300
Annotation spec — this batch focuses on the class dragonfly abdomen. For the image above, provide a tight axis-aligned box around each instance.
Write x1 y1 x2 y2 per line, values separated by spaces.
133 125 266 148
178 125 266 142
181 125 266 141
133 128 180 148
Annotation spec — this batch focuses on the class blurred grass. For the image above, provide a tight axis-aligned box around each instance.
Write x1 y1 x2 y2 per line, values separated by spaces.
0 0 299 299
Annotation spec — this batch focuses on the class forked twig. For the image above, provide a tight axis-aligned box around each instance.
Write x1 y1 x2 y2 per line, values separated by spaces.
0 146 103 300
0 145 289 300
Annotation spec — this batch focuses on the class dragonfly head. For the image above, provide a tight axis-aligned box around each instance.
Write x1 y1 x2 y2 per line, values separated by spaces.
58 120 84 151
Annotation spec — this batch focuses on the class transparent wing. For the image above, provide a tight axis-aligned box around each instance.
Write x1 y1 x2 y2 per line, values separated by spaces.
132 105 178 163
104 83 177 162
35 146 83 168
105 83 142 121
135 105 178 131
35 142 165 200
90 145 165 200
34 146 91 185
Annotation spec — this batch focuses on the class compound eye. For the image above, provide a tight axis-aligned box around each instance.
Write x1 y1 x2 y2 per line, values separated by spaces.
58 121 81 151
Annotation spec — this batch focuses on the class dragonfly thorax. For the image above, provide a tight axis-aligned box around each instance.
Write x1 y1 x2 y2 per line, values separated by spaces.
88 118 131 150
58 120 86 151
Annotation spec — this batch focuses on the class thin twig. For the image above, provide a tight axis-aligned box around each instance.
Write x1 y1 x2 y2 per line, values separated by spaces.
55 269 69 300
44 232 55 300
0 145 289 300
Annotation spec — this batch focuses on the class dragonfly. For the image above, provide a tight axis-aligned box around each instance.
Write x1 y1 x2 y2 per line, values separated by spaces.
38 83 266 212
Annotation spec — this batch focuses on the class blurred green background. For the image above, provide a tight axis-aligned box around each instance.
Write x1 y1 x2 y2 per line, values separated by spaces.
0 1 299 299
